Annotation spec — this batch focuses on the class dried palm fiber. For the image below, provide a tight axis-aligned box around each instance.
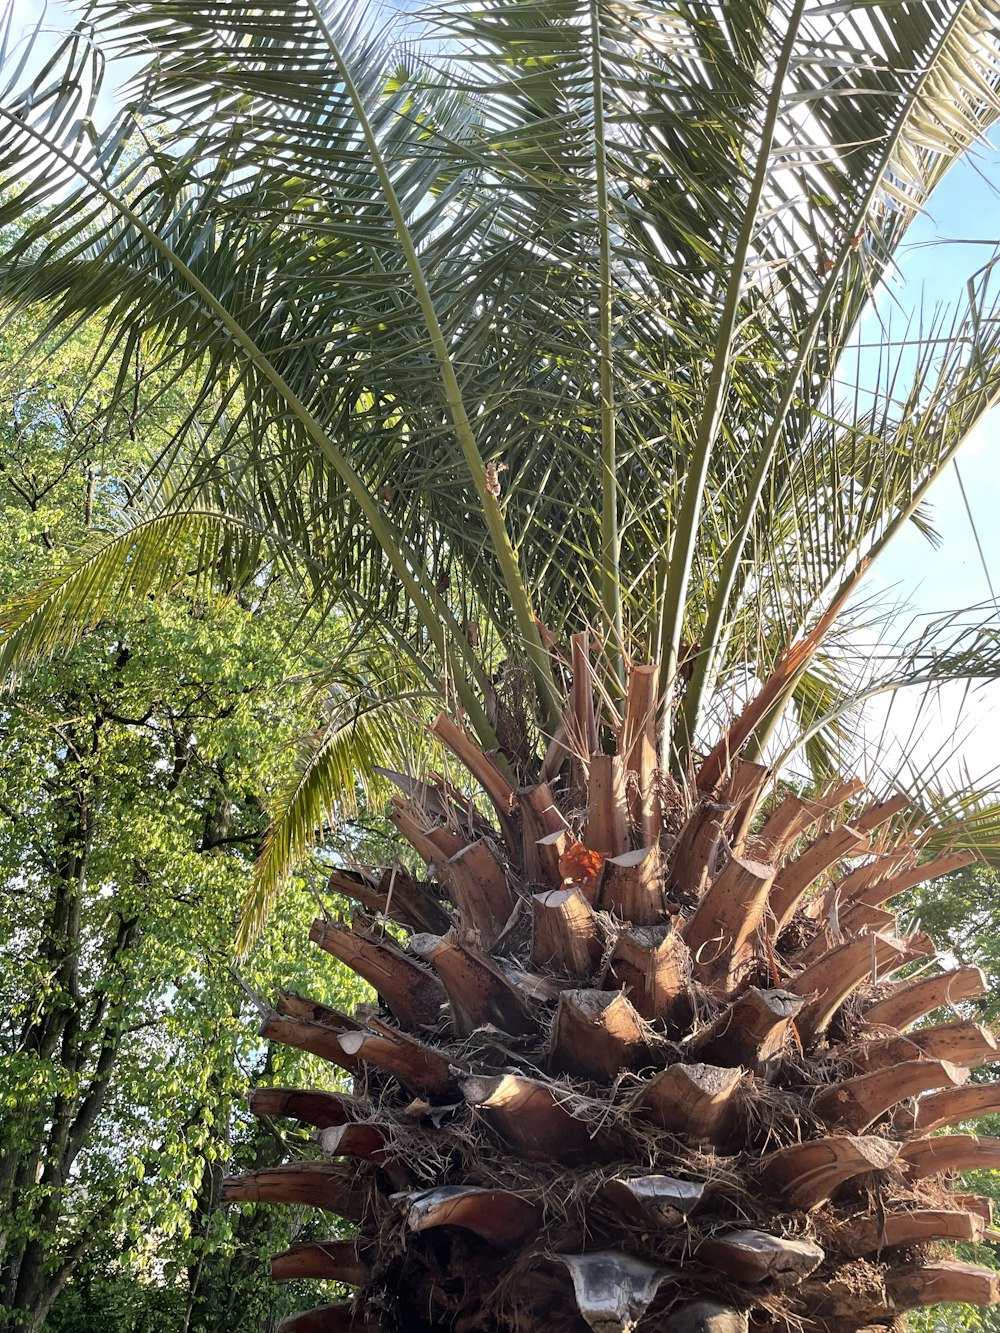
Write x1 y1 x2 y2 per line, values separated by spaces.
225 652 998 1333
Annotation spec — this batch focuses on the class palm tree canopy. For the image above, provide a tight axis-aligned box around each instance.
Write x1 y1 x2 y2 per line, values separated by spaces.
1 0 1000 893
11 19 1000 1330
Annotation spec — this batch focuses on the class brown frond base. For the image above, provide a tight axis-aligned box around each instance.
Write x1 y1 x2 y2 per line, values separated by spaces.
225 658 999 1333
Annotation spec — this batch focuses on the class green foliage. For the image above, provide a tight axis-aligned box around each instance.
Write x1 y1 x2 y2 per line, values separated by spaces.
0 310 372 1330
44 1266 184 1333
908 864 1000 1017
902 862 1000 1333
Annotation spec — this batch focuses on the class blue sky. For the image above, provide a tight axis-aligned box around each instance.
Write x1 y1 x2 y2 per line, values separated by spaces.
867 145 1000 617
854 145 1000 789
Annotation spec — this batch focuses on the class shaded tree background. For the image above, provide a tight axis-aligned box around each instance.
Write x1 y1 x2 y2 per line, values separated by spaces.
0 310 373 1331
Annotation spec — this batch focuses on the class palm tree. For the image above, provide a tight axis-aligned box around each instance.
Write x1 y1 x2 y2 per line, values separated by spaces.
4 2 1000 1330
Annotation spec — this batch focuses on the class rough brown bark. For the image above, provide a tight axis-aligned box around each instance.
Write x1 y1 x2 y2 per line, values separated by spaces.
230 657 999 1333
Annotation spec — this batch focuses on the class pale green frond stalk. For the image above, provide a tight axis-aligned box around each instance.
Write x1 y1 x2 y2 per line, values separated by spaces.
590 0 623 700
304 0 563 732
657 0 807 763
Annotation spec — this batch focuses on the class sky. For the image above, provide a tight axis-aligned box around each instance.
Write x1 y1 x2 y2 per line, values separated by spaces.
7 0 1000 787
851 143 1000 792
867 150 1000 616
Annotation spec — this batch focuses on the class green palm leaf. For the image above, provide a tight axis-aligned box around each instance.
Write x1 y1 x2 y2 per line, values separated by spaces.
241 684 430 955
0 508 268 676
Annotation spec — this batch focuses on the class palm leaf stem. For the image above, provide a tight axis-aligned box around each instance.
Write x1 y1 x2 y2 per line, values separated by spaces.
0 101 502 751
656 0 807 763
304 0 563 733
680 0 998 762
590 0 623 702
775 264 1000 707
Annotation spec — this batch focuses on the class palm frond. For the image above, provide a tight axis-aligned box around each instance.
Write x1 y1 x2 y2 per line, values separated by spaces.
241 686 430 954
0 5 506 744
674 0 1000 747
0 508 268 678
789 660 858 787
901 781 1000 872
